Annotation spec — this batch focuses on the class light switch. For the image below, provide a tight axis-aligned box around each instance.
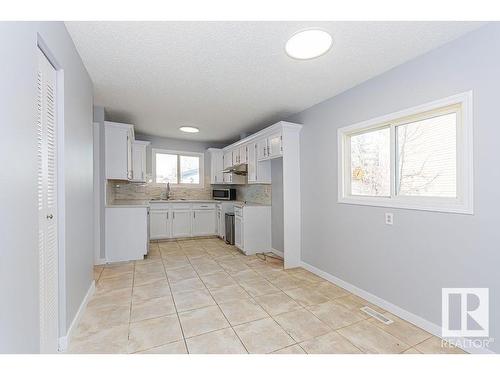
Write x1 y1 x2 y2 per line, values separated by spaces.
385 213 394 225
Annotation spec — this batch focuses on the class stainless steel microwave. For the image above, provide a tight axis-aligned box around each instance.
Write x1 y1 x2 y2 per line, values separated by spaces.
212 188 236 201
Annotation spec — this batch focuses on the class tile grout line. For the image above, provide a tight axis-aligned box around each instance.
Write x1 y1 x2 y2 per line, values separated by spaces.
90 238 442 355
183 242 250 354
160 240 189 354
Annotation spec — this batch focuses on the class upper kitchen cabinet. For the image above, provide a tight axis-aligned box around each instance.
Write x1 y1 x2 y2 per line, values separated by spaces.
268 132 283 158
247 141 271 184
208 149 224 184
257 131 282 161
131 140 150 182
232 145 248 165
105 121 134 180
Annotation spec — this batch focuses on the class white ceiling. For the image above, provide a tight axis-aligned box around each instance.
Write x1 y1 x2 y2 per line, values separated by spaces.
66 21 483 143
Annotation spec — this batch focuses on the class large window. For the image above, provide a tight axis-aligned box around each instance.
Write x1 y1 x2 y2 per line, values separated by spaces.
338 92 473 214
152 149 204 187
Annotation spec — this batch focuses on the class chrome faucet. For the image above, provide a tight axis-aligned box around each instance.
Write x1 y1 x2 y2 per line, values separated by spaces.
165 182 171 200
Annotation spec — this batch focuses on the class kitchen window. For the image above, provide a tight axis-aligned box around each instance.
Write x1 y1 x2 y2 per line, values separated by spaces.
153 149 204 187
338 91 473 214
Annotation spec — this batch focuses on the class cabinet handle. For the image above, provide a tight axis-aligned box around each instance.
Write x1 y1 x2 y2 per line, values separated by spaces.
280 135 283 152
267 145 270 156
194 211 196 219
173 212 175 219
167 212 169 220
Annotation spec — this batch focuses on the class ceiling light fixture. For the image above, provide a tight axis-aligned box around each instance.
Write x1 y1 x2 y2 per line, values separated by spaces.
285 29 333 60
179 126 200 133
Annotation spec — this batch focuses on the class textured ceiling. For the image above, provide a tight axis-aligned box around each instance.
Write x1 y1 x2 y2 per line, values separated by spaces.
66 21 483 142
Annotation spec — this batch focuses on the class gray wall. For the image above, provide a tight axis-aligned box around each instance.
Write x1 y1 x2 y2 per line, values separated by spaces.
287 23 500 352
0 22 94 353
271 158 284 253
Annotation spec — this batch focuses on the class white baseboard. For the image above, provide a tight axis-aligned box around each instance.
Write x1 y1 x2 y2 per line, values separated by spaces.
94 258 106 265
58 280 95 352
300 261 495 354
270 248 284 258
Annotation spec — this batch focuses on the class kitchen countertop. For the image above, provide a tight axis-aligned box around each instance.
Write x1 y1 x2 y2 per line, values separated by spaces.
106 199 271 208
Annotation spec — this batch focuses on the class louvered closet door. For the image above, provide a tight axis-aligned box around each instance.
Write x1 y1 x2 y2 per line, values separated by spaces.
37 48 59 353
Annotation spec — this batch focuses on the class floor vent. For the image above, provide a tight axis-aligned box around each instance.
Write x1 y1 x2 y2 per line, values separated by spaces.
360 306 394 325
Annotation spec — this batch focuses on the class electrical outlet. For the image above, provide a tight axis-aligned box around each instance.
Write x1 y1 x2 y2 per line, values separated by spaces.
385 213 394 225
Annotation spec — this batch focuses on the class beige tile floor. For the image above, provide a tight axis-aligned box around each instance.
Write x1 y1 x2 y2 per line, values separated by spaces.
69 238 465 354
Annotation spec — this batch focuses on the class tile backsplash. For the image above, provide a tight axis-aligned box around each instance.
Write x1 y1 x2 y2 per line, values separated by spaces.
235 184 271 205
107 180 271 205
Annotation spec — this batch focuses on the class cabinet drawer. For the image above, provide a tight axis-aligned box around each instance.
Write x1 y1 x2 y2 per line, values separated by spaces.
169 203 191 210
192 203 216 210
149 203 170 210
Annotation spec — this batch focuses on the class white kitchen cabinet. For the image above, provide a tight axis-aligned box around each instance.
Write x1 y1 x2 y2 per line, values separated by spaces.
239 144 248 164
232 145 248 165
234 214 243 250
105 121 134 180
216 205 224 239
233 204 271 255
105 207 148 262
131 140 150 182
268 132 283 158
232 148 239 166
256 132 282 161
192 209 216 236
247 142 271 184
208 149 224 185
149 210 170 240
171 209 191 238
247 142 257 182
256 138 268 161
223 151 233 184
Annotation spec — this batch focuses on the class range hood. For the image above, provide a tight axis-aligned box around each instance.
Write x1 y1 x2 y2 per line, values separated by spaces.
222 163 248 176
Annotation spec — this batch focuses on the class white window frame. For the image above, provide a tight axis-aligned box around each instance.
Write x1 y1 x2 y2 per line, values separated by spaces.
338 91 473 214
152 148 205 188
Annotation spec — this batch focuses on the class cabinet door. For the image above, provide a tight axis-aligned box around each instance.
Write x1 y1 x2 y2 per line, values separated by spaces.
256 138 268 161
217 209 224 238
224 151 233 169
150 210 169 239
132 143 146 182
105 125 129 180
234 215 243 250
127 128 133 180
223 151 233 184
192 210 216 236
268 132 282 158
240 145 248 164
171 210 191 238
232 149 239 165
210 150 224 184
247 142 257 182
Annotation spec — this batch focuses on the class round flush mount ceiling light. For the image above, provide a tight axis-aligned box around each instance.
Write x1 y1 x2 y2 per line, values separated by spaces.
285 29 333 60
179 126 200 133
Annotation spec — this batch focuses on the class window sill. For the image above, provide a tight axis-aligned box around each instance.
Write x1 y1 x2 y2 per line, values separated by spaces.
338 196 473 215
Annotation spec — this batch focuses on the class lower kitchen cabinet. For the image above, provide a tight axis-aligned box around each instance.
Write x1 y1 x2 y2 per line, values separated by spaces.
217 206 224 239
149 202 217 240
149 210 170 239
192 209 216 236
105 207 148 262
233 204 271 255
234 214 243 249
171 210 192 238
